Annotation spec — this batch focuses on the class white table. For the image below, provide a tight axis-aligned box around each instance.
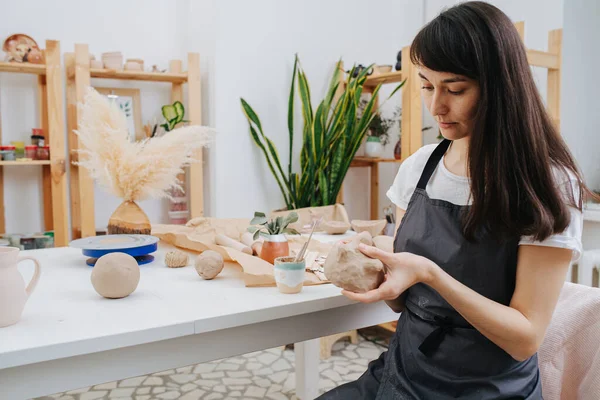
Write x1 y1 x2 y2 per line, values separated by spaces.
0 234 396 399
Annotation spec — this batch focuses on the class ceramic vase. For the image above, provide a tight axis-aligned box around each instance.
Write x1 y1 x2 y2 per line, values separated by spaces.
365 136 384 158
108 201 151 235
394 138 402 160
260 234 289 265
0 247 41 327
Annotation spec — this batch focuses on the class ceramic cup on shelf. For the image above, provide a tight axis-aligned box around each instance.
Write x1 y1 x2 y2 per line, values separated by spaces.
274 256 305 294
0 247 41 328
365 136 384 158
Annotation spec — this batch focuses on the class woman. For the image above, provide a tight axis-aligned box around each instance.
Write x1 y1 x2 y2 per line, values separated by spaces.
319 2 592 399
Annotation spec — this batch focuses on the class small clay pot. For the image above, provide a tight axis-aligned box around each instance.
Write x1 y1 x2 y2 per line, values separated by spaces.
260 234 289 265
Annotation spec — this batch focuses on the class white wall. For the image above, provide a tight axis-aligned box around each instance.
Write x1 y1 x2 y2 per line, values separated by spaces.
562 0 600 191
0 0 194 234
209 0 424 220
2 0 585 237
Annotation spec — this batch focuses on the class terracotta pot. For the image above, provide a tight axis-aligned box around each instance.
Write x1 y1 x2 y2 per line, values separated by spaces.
394 138 402 160
107 201 151 235
260 234 289 265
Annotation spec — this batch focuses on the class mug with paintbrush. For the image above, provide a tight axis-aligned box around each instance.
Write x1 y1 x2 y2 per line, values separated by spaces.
273 218 321 294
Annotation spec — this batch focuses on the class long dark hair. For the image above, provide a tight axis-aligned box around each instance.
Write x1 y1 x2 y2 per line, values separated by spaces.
410 1 593 242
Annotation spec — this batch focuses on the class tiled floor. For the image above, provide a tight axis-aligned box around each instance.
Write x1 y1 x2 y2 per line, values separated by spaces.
34 329 391 400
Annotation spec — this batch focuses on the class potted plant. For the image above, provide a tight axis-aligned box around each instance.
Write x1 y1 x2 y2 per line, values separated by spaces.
248 211 300 264
241 55 405 210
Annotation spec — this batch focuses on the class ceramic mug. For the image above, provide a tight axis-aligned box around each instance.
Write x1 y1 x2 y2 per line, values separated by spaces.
0 247 41 327
274 256 305 294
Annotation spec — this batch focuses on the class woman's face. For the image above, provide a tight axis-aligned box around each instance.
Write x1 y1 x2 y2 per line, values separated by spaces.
418 67 480 141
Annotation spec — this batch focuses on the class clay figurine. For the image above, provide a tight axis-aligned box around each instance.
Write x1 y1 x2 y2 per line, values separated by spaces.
91 252 140 299
323 231 384 293
195 250 224 280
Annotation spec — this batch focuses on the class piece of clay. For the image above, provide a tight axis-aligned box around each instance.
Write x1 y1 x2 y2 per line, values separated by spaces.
321 220 351 235
91 252 140 299
195 250 225 280
351 219 387 237
241 231 263 255
165 250 189 268
373 235 394 253
215 233 252 255
323 233 384 293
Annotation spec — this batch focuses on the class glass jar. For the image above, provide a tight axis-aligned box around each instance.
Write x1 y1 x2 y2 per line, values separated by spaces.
25 145 37 160
12 141 25 159
37 146 50 160
2 146 16 161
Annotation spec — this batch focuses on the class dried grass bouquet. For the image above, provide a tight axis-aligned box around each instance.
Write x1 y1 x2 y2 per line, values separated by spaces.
74 87 216 234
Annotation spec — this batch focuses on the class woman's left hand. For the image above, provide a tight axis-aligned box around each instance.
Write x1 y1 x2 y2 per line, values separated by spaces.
341 243 436 303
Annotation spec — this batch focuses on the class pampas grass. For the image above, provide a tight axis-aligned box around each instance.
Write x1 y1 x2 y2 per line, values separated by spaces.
74 87 216 202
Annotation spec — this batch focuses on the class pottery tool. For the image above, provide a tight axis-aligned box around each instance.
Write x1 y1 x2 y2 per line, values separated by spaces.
295 218 321 262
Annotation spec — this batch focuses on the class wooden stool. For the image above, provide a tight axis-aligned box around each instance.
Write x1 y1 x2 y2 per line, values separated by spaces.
320 330 358 359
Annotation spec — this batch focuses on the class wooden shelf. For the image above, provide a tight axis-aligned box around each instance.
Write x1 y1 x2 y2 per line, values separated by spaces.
90 68 188 83
351 156 402 167
363 70 403 87
0 61 46 75
0 160 51 166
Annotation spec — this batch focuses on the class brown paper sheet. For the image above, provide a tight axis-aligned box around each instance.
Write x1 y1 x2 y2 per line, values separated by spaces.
270 203 350 233
152 220 335 287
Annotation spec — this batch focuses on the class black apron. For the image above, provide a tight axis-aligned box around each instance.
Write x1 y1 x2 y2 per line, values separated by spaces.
318 139 542 399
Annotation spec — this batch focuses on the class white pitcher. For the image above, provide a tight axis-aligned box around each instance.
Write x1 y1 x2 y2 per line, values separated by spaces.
0 247 41 327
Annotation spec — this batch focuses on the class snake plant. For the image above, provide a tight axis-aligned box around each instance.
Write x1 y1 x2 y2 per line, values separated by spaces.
241 55 405 210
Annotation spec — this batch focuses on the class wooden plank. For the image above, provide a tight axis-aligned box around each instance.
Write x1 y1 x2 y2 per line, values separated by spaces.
514 21 525 42
45 40 69 246
65 53 81 240
370 162 379 220
526 49 560 70
187 53 204 218
38 75 53 232
42 166 53 231
0 161 52 166
408 46 423 155
90 68 187 83
75 44 96 238
400 46 412 160
547 29 562 129
170 60 186 200
363 71 403 88
0 61 46 75
352 157 403 163
335 62 345 205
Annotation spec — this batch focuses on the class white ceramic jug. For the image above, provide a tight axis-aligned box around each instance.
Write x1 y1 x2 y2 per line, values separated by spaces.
0 247 41 327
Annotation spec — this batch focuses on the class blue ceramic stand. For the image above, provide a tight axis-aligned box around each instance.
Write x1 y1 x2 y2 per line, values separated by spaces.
69 234 159 267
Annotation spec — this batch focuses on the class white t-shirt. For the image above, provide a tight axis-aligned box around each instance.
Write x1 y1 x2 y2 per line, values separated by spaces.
386 144 583 262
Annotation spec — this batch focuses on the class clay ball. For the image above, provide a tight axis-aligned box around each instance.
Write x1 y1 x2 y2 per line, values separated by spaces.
321 220 351 235
324 233 384 293
91 252 140 299
195 250 224 280
165 250 189 268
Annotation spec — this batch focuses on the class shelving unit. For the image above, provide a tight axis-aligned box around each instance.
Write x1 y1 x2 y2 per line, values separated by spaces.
337 44 423 220
65 44 203 239
0 40 69 247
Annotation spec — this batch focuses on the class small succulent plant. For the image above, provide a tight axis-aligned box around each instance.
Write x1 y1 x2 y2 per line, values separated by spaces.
247 211 300 240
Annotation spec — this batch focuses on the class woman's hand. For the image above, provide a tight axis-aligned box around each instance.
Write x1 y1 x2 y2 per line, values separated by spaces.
341 243 436 304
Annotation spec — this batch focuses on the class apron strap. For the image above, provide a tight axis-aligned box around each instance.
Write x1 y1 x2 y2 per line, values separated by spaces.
416 139 451 190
